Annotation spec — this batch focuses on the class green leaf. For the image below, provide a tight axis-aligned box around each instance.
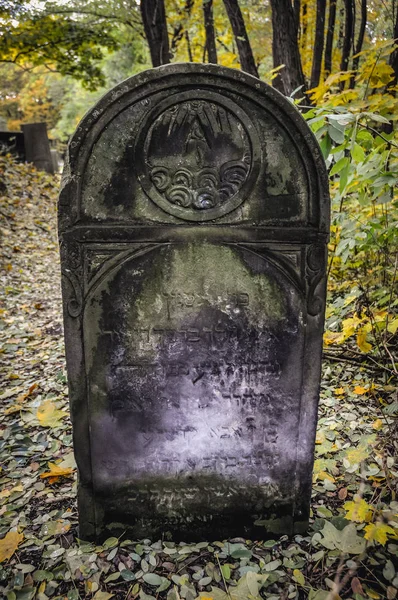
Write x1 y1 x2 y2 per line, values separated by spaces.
104 572 120 583
320 522 366 554
328 124 346 144
351 143 366 163
156 578 171 592
230 547 252 559
142 573 163 586
320 133 332 159
330 156 349 176
221 564 231 580
33 570 54 581
339 162 351 194
264 559 282 571
103 537 118 549
121 569 136 581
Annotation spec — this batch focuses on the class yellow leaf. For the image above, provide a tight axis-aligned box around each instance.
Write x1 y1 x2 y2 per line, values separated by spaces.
36 399 67 428
323 331 341 345
40 462 74 480
364 522 395 545
334 387 345 395
317 471 335 482
345 444 370 465
342 315 363 338
344 497 373 523
372 419 383 430
357 328 372 353
16 383 38 404
293 569 305 586
0 531 23 562
4 404 24 415
344 295 357 307
0 484 23 499
353 385 368 395
387 318 398 334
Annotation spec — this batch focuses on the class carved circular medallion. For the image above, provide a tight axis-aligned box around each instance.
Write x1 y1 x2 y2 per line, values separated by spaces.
135 91 260 221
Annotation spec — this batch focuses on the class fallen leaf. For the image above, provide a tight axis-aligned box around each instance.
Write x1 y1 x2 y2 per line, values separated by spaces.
0 531 23 562
40 462 74 481
16 382 38 403
36 399 68 428
353 385 368 395
58 451 76 470
93 593 114 600
372 418 383 430
364 522 395 546
293 568 305 585
320 522 366 554
387 586 397 600
351 577 364 595
344 497 373 523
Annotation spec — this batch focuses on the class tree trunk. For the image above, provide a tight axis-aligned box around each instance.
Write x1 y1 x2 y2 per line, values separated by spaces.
381 5 398 133
140 0 170 67
349 0 366 88
310 0 326 88
389 2 398 86
340 0 354 86
294 0 301 36
185 30 193 62
301 0 308 56
270 0 307 96
324 0 337 78
222 0 258 77
203 0 218 64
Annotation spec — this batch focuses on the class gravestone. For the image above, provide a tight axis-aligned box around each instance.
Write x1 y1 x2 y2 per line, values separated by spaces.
59 64 330 541
22 122 54 173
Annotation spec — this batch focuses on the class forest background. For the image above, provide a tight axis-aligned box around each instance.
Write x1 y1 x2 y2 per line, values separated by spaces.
0 1 398 600
2 0 397 370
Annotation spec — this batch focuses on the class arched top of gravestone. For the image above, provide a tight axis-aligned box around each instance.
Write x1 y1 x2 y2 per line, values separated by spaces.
59 63 329 234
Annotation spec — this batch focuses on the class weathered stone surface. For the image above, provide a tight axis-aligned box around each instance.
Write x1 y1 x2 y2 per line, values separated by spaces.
59 63 330 541
22 122 54 173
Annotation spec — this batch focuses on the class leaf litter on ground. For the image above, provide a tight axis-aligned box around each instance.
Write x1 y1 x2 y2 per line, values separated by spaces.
0 155 397 599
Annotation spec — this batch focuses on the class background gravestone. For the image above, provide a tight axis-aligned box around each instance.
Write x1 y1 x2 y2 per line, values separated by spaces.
59 63 330 541
22 122 54 173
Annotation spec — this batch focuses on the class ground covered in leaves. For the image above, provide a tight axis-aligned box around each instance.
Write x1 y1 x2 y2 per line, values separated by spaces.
0 155 397 600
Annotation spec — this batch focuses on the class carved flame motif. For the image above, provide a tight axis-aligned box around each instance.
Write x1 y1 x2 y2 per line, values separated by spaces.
145 100 251 212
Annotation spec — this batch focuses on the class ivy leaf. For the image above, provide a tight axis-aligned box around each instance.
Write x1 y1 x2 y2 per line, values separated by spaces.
320 522 366 554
